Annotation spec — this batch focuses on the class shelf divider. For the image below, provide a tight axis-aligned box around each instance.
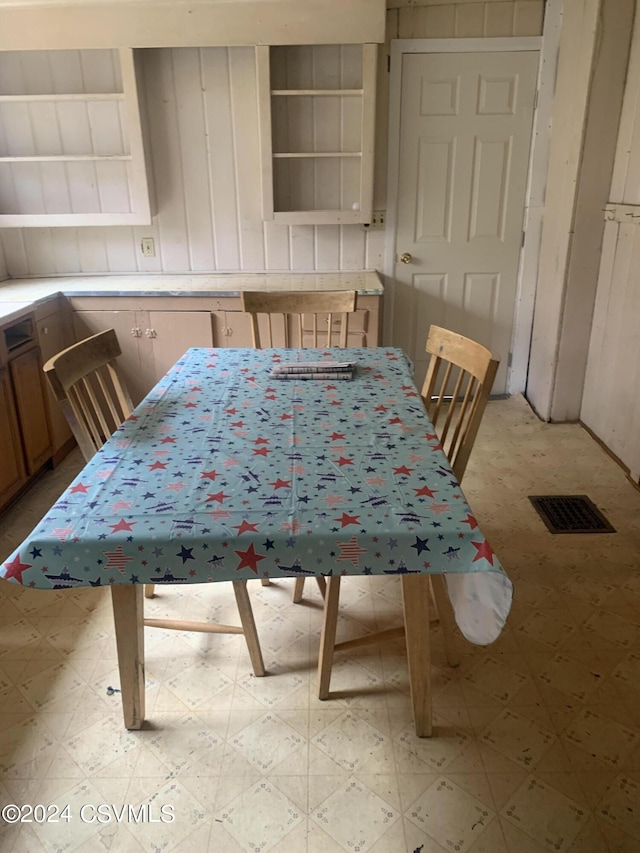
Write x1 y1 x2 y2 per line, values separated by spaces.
271 89 363 97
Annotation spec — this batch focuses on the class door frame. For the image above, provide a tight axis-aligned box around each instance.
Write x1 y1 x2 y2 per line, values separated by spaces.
385 35 549 394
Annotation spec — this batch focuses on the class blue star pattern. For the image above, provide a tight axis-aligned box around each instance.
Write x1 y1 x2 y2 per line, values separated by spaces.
1 347 512 644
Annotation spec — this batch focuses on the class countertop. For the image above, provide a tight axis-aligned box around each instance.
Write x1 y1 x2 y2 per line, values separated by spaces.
0 271 384 324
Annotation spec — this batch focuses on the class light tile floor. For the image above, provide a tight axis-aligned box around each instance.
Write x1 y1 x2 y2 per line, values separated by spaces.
1 394 640 852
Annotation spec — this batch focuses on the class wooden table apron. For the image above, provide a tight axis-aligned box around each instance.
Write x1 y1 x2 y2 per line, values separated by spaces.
1 347 511 735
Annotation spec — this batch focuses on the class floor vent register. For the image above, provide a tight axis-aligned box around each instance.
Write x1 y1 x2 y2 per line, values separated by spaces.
528 495 616 534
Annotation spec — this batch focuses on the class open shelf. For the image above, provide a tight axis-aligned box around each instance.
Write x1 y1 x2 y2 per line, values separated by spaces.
0 48 150 227
256 43 377 225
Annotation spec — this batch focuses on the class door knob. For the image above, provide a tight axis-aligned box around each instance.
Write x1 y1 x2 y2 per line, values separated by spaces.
400 252 412 264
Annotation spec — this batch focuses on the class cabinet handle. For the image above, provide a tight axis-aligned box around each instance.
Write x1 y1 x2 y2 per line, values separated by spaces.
131 327 142 338
146 329 157 339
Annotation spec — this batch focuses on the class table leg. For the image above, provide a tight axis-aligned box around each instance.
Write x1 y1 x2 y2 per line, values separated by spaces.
429 575 460 668
111 585 145 730
232 581 266 677
401 575 432 737
318 575 341 700
292 577 305 603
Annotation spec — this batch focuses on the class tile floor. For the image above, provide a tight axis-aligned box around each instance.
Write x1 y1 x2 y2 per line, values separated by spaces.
1 394 640 852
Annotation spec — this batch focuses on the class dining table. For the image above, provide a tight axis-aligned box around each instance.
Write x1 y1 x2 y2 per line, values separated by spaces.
1 346 512 737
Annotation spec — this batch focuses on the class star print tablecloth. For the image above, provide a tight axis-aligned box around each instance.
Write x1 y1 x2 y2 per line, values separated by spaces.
1 347 512 645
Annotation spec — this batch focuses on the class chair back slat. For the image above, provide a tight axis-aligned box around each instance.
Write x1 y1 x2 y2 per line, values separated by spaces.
421 325 499 482
68 384 104 457
82 373 112 439
429 360 453 428
448 374 475 460
439 366 465 446
43 328 134 464
241 291 357 350
102 363 130 424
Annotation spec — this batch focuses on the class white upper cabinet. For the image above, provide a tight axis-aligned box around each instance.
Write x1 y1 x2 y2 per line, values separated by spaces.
0 0 385 50
0 48 150 228
256 44 377 225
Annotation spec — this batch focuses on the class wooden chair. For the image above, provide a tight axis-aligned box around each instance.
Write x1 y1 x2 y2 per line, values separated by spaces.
241 290 357 349
317 325 499 733
241 290 358 603
420 325 499 482
43 329 265 677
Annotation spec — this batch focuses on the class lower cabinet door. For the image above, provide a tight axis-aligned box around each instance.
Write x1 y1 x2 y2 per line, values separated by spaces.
148 311 214 379
72 310 153 407
9 347 52 475
37 313 74 455
0 367 28 507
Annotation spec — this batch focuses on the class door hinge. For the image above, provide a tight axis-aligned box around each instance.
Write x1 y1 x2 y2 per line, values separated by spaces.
387 54 391 73
508 352 513 368
534 89 539 111
521 230 526 247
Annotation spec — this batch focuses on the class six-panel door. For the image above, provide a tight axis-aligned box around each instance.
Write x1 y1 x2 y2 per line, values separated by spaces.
393 50 539 392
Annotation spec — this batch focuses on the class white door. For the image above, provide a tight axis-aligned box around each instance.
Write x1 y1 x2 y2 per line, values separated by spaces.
393 51 538 392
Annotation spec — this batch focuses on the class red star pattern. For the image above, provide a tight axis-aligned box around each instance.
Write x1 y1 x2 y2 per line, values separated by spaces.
336 536 367 566
393 465 413 476
109 519 136 533
269 479 291 490
69 482 89 494
414 485 437 498
471 540 495 565
103 544 133 571
2 554 31 582
233 520 260 535
335 512 361 528
206 491 230 504
336 457 354 467
235 543 266 573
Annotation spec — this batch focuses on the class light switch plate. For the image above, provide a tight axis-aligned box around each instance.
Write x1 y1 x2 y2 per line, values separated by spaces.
141 237 155 257
362 211 385 231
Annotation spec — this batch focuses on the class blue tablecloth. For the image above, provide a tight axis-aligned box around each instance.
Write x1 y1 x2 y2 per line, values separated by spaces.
2 347 512 644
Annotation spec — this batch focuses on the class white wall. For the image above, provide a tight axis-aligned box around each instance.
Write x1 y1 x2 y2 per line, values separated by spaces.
526 0 634 421
0 1 544 280
0 47 385 276
582 3 640 482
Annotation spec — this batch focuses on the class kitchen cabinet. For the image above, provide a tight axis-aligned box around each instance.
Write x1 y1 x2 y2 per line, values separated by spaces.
0 0 386 52
256 43 377 224
0 367 27 508
0 48 150 228
0 312 52 512
68 288 381 398
9 347 52 474
36 300 76 463
211 309 254 348
211 296 379 350
72 308 214 405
